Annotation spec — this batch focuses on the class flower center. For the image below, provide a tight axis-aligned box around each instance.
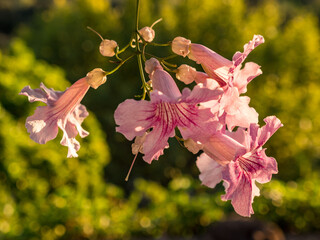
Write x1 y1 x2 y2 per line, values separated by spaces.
237 151 263 175
155 102 198 128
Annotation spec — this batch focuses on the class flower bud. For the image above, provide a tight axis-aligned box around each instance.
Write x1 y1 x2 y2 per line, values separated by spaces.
86 68 107 89
139 27 155 42
145 58 162 74
99 39 117 57
172 36 191 57
184 139 202 154
176 64 197 84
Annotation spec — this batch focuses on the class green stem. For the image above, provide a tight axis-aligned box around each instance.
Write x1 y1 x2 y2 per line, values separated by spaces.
117 42 131 55
135 0 149 99
135 0 140 32
137 54 149 99
107 54 135 75
147 42 171 47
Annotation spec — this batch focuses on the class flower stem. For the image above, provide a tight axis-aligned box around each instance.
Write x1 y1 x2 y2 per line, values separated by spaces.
135 0 149 99
106 54 135 75
135 0 140 32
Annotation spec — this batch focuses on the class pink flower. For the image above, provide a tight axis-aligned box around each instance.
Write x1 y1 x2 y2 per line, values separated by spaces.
197 116 283 217
20 69 107 157
114 58 223 163
191 35 264 93
188 35 264 129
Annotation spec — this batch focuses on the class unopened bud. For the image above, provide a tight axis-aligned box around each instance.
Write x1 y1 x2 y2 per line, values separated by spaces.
176 64 197 84
145 58 162 74
172 36 191 57
86 68 107 89
99 39 117 57
139 27 155 42
184 139 202 154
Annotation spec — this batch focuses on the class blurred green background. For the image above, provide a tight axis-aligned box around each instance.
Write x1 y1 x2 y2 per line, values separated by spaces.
1 0 320 239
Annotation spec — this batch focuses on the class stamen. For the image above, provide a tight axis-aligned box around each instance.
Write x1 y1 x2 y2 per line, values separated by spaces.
125 144 142 181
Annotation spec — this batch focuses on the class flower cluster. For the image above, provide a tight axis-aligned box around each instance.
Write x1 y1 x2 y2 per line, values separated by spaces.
20 16 282 217
115 34 282 217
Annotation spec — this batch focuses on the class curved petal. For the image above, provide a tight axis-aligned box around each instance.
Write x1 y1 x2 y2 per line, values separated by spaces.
232 35 264 68
142 123 174 163
151 67 182 100
179 107 220 144
189 44 232 82
225 96 259 130
196 153 224 188
203 133 246 165
221 161 256 217
255 116 283 148
254 149 278 183
26 106 59 144
114 99 155 140
69 104 89 138
58 119 80 158
181 78 223 104
233 62 262 94
19 85 50 104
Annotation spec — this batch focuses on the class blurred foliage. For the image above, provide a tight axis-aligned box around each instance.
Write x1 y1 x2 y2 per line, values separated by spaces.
0 0 320 238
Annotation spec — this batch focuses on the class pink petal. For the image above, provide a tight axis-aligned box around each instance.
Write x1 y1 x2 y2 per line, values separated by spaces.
146 58 181 100
194 72 212 84
221 161 255 217
233 62 262 94
114 99 155 140
39 82 64 103
202 133 246 165
178 107 220 143
142 123 173 163
19 85 49 104
151 68 181 99
58 119 80 158
225 127 250 150
224 94 259 130
20 82 63 104
69 104 89 138
189 43 232 85
255 116 283 148
181 78 223 104
232 35 264 69
25 106 59 144
196 153 224 188
254 149 278 183
54 78 90 108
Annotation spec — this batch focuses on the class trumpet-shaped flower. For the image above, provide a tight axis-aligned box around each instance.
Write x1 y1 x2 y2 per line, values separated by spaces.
114 58 223 163
20 68 107 157
197 116 283 217
172 35 264 129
